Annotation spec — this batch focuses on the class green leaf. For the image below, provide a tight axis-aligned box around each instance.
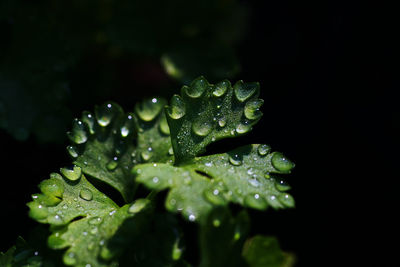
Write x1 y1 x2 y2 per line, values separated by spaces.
242 236 296 267
27 169 158 266
165 76 262 163
69 99 172 202
134 77 295 222
0 237 45 267
134 144 294 222
199 208 249 267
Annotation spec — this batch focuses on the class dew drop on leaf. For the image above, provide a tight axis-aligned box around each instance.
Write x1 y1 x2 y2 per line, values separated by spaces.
186 77 207 98
213 80 229 97
257 144 270 156
167 95 185 119
275 179 291 191
236 122 251 134
88 217 102 225
63 252 77 266
79 188 93 201
234 81 258 102
135 98 163 121
229 154 242 166
204 188 227 205
82 111 95 134
67 119 88 144
128 199 150 214
271 152 295 173
106 157 118 171
95 103 117 127
278 194 295 207
244 99 263 120
192 119 212 136
244 193 267 210
67 145 78 158
218 117 226 127
60 166 82 181
120 113 134 137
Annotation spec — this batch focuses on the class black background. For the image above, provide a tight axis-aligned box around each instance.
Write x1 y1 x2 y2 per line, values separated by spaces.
0 1 398 266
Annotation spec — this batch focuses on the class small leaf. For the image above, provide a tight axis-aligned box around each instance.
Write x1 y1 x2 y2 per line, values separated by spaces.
165 76 262 163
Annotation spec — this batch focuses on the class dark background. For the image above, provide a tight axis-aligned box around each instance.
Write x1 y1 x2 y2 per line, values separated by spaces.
0 1 398 266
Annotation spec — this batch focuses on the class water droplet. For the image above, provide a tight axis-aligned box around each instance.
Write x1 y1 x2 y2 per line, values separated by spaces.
187 77 207 97
271 152 295 173
79 188 93 201
167 95 185 119
168 147 174 155
229 154 242 166
128 199 150 213
205 162 213 167
67 119 88 144
236 122 251 134
88 217 102 225
218 117 226 127
135 98 164 121
267 195 282 208
106 157 118 171
67 145 78 158
82 111 95 134
109 210 116 216
244 99 264 120
141 149 152 161
204 188 227 205
100 246 114 260
244 194 267 210
159 114 170 135
95 103 118 127
60 166 82 181
63 252 77 266
233 81 258 102
192 119 212 136
28 202 49 220
275 180 291 191
248 178 261 187
152 177 159 184
90 227 98 235
120 113 134 137
48 214 64 225
279 194 295 207
257 144 270 156
188 214 196 222
213 80 229 97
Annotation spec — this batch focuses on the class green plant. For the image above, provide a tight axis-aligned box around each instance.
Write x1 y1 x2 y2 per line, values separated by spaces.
1 77 296 266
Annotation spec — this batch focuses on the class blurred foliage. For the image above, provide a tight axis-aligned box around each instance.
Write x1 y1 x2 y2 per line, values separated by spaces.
0 0 247 142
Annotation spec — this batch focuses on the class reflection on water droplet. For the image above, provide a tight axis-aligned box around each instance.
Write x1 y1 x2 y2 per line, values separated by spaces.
188 214 196 222
167 95 185 119
67 119 88 144
271 152 295 173
80 188 93 201
236 122 251 134
229 154 242 166
192 119 212 136
152 177 159 184
257 144 270 156
60 166 82 181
